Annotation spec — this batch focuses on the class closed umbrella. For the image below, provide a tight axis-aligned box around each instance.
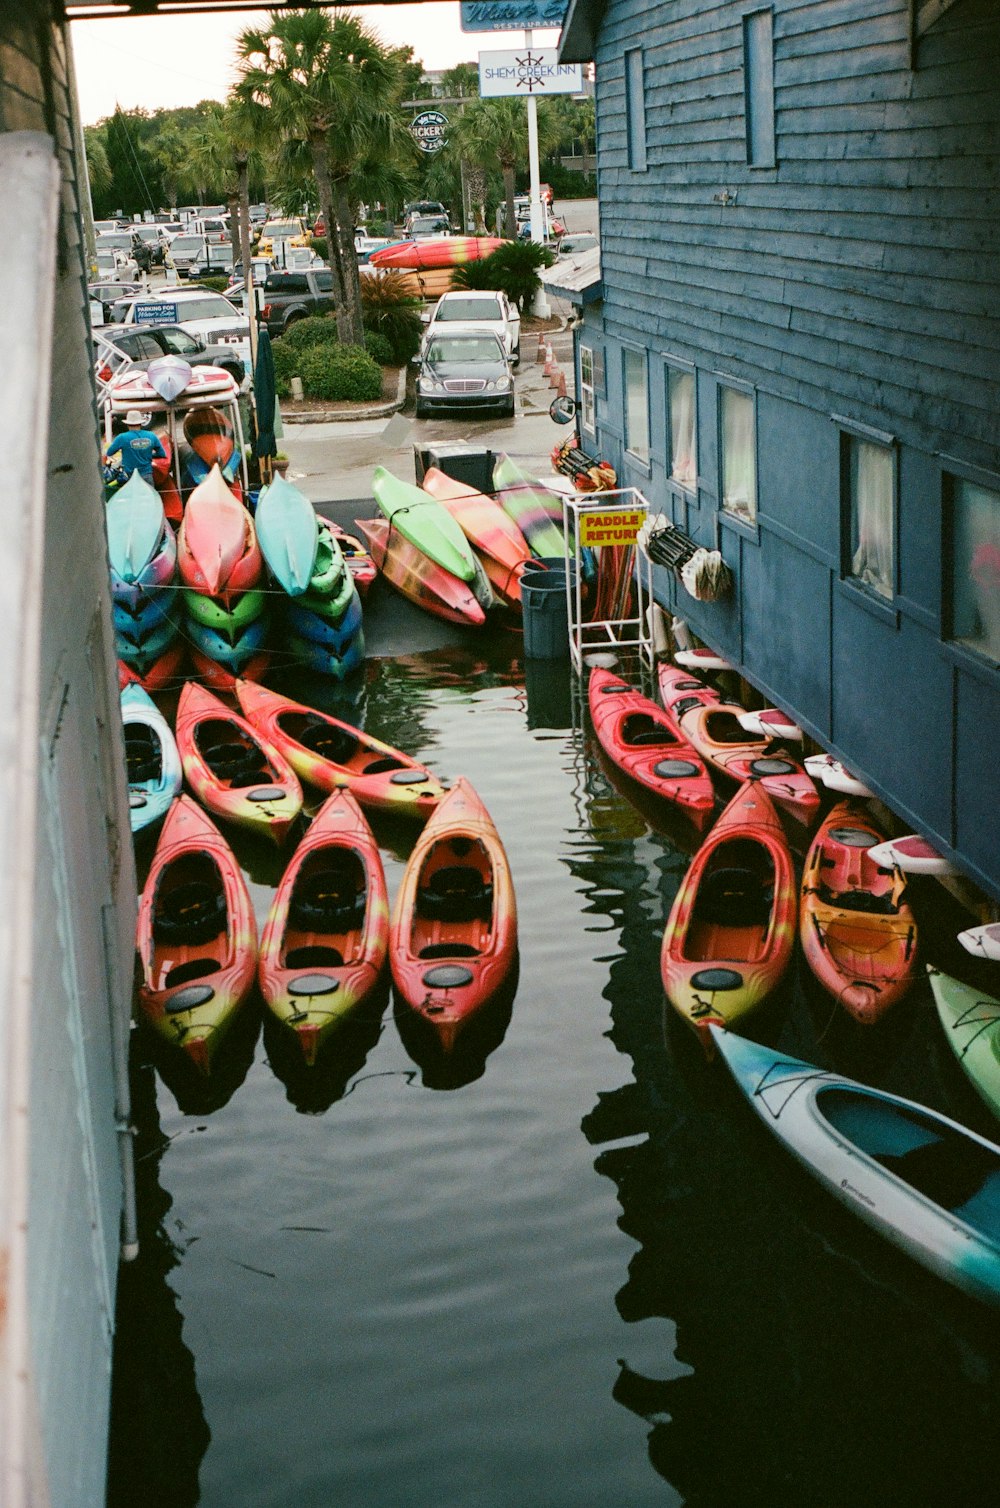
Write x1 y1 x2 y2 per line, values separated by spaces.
253 328 277 483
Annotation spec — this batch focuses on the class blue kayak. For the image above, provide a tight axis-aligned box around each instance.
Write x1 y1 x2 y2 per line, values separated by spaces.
106 471 166 582
285 588 363 651
121 683 182 836
288 628 365 680
255 474 320 597
187 611 269 671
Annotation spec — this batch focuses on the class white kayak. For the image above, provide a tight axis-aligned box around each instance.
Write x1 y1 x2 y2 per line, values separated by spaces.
958 923 1000 962
867 835 956 876
675 646 732 672
803 752 873 799
711 1025 1000 1305
738 707 802 741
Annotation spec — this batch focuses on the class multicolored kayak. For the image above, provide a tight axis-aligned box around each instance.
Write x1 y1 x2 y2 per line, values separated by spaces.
421 466 532 605
258 789 389 1065
372 466 478 583
106 471 166 581
389 778 518 1051
186 611 269 674
492 454 568 561
661 780 796 1033
369 235 504 270
121 683 182 836
355 516 492 628
328 523 376 599
254 474 319 597
235 680 447 818
110 519 177 613
189 646 270 695
178 466 262 599
587 668 715 831
184 586 267 634
135 795 258 1074
175 681 303 845
118 641 185 695
929 966 1000 1122
801 802 918 1023
712 1024 1000 1306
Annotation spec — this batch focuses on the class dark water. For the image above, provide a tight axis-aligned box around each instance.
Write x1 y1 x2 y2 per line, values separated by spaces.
108 641 1000 1508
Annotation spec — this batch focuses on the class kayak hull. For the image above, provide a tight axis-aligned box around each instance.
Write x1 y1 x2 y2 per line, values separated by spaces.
179 465 262 600
492 454 568 561
176 681 303 845
355 516 488 627
255 474 320 596
929 966 1000 1123
369 235 504 270
372 465 478 583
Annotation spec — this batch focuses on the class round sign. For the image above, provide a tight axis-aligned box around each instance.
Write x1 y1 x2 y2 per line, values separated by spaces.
410 110 448 154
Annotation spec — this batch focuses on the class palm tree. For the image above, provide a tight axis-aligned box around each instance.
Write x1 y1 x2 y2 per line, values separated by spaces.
449 97 558 243
190 100 265 271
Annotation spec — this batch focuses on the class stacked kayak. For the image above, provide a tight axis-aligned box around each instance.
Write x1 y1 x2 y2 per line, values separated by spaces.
356 515 494 627
421 466 532 609
328 523 376 599
929 967 1000 1122
179 465 270 688
284 520 365 678
369 235 504 270
588 668 715 832
121 683 182 836
107 472 184 690
373 466 480 582
181 404 241 495
492 454 569 562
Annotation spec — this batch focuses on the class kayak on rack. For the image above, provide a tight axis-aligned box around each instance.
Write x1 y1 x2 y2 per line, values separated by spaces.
369 235 504 270
183 585 267 634
587 667 715 832
110 519 177 613
929 966 1000 1123
389 778 518 1050
804 752 874 800
121 683 182 836
287 629 365 681
866 835 957 876
258 789 389 1065
355 516 493 628
492 454 568 562
286 589 363 651
189 646 270 695
135 795 258 1074
661 780 797 1032
372 465 479 583
106 471 166 582
118 641 185 695
178 465 262 600
421 466 532 604
254 473 319 597
186 610 269 673
711 1025 1000 1306
800 802 918 1023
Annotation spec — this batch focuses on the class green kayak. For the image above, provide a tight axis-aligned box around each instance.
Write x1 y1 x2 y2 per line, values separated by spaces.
298 525 355 619
929 965 1000 1122
492 454 568 561
372 465 477 583
184 586 267 632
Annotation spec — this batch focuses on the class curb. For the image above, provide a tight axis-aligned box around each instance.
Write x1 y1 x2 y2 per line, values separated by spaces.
282 366 407 425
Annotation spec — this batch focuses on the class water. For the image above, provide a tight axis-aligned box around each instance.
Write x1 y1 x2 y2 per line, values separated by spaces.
109 641 1000 1507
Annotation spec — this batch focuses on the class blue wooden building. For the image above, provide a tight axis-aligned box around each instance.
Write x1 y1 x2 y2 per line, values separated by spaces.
555 0 1000 899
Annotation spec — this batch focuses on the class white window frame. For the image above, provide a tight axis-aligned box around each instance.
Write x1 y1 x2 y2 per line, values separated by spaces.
839 423 897 603
719 382 757 524
579 344 596 435
946 464 1000 666
623 346 650 466
666 360 697 493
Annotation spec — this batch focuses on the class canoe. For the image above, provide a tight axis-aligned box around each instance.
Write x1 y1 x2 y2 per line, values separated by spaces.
287 631 365 680
661 780 796 1032
369 235 504 270
186 611 269 672
929 966 1000 1122
121 683 182 836
492 454 568 561
135 795 258 1074
711 1024 1000 1306
189 646 270 695
804 752 874 799
355 516 491 628
178 466 262 599
658 662 820 829
867 835 957 876
800 802 918 1023
587 667 715 831
389 777 518 1050
110 520 177 612
175 681 303 845
254 474 319 597
258 789 389 1064
236 680 447 817
286 588 363 650
372 465 478 584
117 641 185 695
958 923 1000 962
183 586 267 634
421 465 532 604
106 471 166 581
327 523 376 599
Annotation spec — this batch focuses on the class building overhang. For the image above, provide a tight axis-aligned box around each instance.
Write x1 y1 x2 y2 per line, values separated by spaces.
558 0 606 63
540 246 602 305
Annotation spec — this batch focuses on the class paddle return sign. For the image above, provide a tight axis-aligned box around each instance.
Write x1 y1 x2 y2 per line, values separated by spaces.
479 48 584 96
579 507 646 547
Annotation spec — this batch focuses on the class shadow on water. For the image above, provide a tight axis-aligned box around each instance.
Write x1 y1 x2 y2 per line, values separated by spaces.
392 957 519 1090
262 981 390 1114
136 995 262 1117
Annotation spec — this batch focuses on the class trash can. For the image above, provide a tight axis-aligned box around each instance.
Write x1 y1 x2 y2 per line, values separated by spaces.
521 571 570 660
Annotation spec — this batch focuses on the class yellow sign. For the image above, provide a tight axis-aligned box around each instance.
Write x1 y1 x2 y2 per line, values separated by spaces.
578 509 646 547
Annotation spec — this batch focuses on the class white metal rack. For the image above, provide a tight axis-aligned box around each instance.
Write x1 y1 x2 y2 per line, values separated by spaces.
560 486 654 674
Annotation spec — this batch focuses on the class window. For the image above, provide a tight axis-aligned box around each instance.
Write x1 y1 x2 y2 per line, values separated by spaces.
720 386 756 522
625 48 647 172
950 476 1000 663
846 436 895 600
623 348 649 463
743 9 776 168
580 346 596 434
668 367 696 491
161 330 201 355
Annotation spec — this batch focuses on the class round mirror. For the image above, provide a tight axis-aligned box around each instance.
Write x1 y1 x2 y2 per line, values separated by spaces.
549 394 578 424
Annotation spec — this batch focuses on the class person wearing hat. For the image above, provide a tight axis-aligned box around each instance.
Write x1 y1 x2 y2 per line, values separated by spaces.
106 410 167 484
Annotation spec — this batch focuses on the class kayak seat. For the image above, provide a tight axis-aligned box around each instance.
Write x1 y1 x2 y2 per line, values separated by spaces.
297 718 356 765
695 868 772 928
155 881 226 944
290 868 365 931
418 866 493 923
622 714 675 748
419 942 479 959
125 728 162 784
202 739 269 787
165 958 221 987
363 757 407 775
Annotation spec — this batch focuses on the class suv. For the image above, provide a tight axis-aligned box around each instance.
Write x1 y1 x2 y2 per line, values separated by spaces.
94 323 245 387
256 217 311 257
422 290 521 365
108 288 251 373
259 268 335 337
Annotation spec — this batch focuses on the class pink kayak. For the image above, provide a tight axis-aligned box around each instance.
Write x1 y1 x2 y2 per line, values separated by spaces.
369 236 504 270
355 516 490 628
421 466 532 605
178 465 262 600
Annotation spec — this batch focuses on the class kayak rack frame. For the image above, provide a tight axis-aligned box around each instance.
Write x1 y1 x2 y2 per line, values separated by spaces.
561 487 654 674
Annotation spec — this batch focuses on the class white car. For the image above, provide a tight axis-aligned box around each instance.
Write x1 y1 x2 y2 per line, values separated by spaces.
108 288 252 376
422 290 521 366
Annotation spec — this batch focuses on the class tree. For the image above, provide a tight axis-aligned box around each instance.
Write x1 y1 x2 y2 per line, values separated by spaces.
190 101 264 269
440 62 479 100
449 96 559 242
83 126 111 201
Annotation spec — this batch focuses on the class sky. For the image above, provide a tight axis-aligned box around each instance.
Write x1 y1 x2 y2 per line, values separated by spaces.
71 5 561 126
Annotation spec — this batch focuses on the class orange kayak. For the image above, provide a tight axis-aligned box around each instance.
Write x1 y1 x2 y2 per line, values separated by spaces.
661 780 797 1033
421 466 532 605
355 516 491 627
369 236 504 270
135 795 257 1073
178 465 262 600
258 789 389 1064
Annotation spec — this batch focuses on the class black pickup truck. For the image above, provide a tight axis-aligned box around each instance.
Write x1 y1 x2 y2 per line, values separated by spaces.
259 268 335 337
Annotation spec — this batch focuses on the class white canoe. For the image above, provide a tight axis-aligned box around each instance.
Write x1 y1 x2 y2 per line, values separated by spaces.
108 364 237 410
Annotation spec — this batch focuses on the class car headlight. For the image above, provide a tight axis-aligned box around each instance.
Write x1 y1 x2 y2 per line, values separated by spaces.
495 376 511 392
418 376 442 392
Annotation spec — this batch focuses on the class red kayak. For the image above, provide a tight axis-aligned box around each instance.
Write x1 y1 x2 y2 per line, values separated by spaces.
657 662 819 830
389 778 518 1050
135 795 257 1074
421 466 532 606
588 668 715 831
178 465 262 600
189 646 271 695
235 680 447 818
151 433 183 525
258 789 389 1064
117 641 185 694
327 523 377 599
355 516 491 627
369 236 504 270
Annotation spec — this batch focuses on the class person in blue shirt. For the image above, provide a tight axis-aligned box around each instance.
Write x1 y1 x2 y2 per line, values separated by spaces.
106 410 167 483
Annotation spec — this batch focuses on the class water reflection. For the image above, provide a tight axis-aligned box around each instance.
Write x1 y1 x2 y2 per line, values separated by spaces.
392 959 518 1090
137 996 261 1116
263 984 389 1113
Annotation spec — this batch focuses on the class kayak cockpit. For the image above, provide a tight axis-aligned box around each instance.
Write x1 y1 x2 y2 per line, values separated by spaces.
685 839 775 964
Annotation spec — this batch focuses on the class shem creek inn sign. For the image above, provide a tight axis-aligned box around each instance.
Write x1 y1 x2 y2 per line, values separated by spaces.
478 48 584 97
410 110 448 153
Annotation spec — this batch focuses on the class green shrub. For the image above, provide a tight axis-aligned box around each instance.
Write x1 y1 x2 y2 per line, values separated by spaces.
297 344 382 402
282 314 339 352
360 269 423 364
363 330 393 366
271 340 300 399
310 236 328 261
365 218 394 239
190 276 230 293
451 240 555 311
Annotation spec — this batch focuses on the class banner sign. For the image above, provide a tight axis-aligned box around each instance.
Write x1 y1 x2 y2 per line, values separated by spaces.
479 48 583 96
135 301 174 325
579 509 646 547
410 110 448 153
460 0 568 31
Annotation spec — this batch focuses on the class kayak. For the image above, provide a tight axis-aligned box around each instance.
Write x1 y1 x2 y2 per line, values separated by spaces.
355 516 491 628
186 610 269 673
254 473 319 597
258 789 389 1064
658 662 819 829
112 591 175 646
711 1024 1000 1306
661 780 796 1032
800 802 918 1023
587 667 715 831
389 777 518 1050
866 835 956 876
121 683 182 836
178 466 262 599
189 646 270 695
117 641 185 695
183 585 267 634
116 606 180 671
110 519 177 613
421 465 532 604
369 235 504 270
135 795 258 1074
183 404 236 471
492 454 568 561
287 631 365 680
804 752 874 799
296 524 356 620
959 923 1000 962
235 680 446 817
108 363 237 409
106 471 165 581
286 589 363 650
150 432 183 525
175 681 303 845
929 966 1000 1121
372 465 478 583
328 523 376 599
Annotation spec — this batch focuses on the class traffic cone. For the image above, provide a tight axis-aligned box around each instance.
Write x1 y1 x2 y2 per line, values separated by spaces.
536 334 546 363
543 343 554 377
556 371 567 398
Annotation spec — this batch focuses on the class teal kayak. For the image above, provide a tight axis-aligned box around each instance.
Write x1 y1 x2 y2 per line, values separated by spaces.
106 471 165 582
372 465 477 583
299 525 354 620
929 966 1000 1123
255 474 319 597
492 454 568 561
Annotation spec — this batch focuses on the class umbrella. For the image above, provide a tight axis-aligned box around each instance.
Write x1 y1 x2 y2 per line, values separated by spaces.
253 327 277 460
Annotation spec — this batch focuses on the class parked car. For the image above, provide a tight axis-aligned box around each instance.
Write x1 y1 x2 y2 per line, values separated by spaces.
225 257 273 296
422 289 521 365
89 279 142 323
108 288 251 374
414 331 515 419
404 199 447 224
94 323 246 387
259 268 335 337
94 247 138 281
256 217 311 257
556 233 599 259
408 215 451 240
188 242 235 279
129 224 166 265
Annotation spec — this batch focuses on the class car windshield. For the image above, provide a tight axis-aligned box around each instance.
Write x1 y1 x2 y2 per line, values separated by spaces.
134 227 159 241
171 236 204 253
435 297 503 322
96 234 133 251
426 336 503 364
264 221 300 238
160 329 201 354
173 296 239 320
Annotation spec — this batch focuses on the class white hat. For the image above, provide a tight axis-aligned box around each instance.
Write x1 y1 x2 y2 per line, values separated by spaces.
125 409 148 427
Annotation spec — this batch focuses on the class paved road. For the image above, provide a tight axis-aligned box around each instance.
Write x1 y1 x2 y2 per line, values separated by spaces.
552 196 599 238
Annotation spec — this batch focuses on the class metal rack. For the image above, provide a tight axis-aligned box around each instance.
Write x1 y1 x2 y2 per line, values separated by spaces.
561 486 654 674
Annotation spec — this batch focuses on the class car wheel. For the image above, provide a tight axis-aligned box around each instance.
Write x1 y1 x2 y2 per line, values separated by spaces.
415 399 427 419
502 396 515 419
512 344 520 367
